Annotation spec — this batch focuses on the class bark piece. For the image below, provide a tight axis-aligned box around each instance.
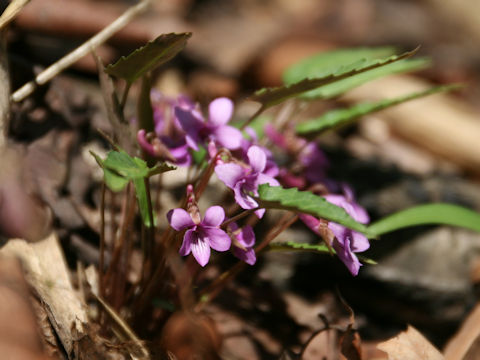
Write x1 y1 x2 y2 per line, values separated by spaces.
0 256 51 360
0 233 88 357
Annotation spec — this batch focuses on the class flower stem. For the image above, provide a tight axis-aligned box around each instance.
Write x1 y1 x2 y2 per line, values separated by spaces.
221 209 256 228
239 104 265 130
197 212 298 309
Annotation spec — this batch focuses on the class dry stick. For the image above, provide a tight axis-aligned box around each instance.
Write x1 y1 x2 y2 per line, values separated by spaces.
104 184 134 296
99 182 106 299
10 0 152 103
196 212 299 310
93 293 150 359
0 0 31 30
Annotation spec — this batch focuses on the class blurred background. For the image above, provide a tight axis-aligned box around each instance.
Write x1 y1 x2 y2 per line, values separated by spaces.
3 0 480 358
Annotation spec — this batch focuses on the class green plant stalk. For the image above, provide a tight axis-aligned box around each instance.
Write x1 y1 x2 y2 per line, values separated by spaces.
119 81 132 111
240 104 266 130
221 209 257 228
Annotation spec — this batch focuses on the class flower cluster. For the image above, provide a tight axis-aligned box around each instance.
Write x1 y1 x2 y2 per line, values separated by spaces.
167 185 257 266
140 93 370 274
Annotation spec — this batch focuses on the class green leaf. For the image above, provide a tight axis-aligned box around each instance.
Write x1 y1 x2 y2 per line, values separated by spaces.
308 58 429 99
147 162 177 177
368 203 480 236
103 150 149 179
192 145 207 166
105 32 192 83
268 241 331 253
132 178 154 227
90 149 174 227
284 47 397 83
256 184 369 235
249 48 420 109
296 84 461 136
268 242 377 265
90 151 129 191
283 47 429 100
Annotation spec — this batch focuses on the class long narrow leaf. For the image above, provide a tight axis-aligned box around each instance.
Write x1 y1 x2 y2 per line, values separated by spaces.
284 47 397 83
268 242 330 253
268 242 377 264
256 184 368 235
368 203 480 236
249 48 419 109
296 84 461 135
283 46 429 100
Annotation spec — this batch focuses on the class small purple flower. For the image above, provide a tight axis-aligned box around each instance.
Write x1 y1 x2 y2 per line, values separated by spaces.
167 205 231 267
299 142 329 184
175 97 243 152
298 186 369 276
215 145 279 218
227 222 256 265
324 186 370 276
137 93 193 166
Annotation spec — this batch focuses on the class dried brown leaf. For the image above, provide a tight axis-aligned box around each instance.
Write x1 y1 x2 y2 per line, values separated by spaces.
0 256 50 360
0 233 88 356
377 325 444 360
444 303 480 360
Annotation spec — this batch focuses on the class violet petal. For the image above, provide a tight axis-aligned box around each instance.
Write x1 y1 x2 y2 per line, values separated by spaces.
215 163 245 189
212 125 243 150
202 206 225 227
191 236 211 267
247 145 267 174
203 227 231 252
208 97 234 126
167 208 194 231
179 229 195 256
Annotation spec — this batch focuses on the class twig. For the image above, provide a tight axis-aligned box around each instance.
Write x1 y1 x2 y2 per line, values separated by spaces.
93 293 150 359
99 182 106 299
0 0 31 30
11 0 152 103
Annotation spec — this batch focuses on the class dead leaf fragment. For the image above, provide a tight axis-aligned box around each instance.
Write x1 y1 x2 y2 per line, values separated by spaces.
444 303 480 360
0 233 88 356
377 325 444 360
0 256 50 360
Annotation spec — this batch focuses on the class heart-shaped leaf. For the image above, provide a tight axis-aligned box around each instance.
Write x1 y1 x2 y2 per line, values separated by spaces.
90 149 175 227
105 32 191 83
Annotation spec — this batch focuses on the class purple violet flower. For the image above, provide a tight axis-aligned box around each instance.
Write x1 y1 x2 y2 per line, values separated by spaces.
215 145 280 218
175 97 243 152
324 186 370 276
137 93 193 166
298 186 369 276
167 205 231 267
227 222 256 265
